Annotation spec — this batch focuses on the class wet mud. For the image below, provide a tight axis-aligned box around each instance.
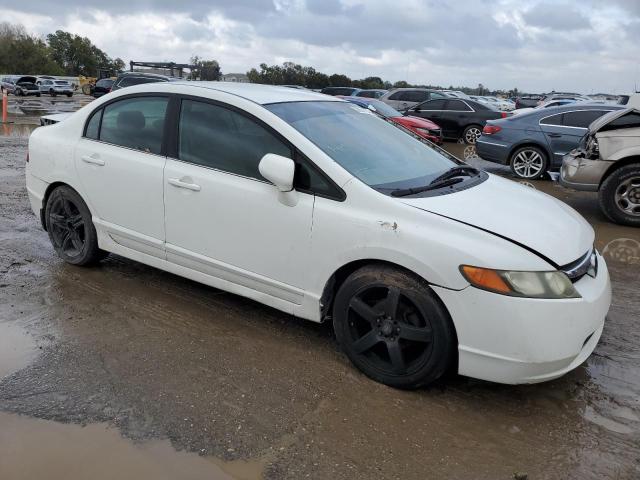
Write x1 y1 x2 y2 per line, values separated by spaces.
0 136 639 479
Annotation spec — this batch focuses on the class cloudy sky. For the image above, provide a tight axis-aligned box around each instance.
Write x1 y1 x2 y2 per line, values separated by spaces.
5 0 640 93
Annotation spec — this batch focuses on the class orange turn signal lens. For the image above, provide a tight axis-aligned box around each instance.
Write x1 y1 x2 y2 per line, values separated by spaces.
460 265 513 295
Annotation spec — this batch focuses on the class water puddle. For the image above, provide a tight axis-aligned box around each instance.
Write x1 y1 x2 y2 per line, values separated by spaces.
0 123 38 138
0 412 264 480
0 321 38 379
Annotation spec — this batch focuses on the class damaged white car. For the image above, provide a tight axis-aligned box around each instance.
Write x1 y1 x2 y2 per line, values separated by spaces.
561 108 640 227
26 83 611 388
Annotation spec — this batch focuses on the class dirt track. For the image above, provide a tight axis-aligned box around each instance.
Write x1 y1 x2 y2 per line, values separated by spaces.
1 135 639 479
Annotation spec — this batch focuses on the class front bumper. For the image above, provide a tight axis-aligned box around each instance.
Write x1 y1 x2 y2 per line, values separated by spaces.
433 252 611 384
560 151 608 192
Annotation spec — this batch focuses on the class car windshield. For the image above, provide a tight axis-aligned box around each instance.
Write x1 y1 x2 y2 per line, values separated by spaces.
356 99 402 118
266 101 457 191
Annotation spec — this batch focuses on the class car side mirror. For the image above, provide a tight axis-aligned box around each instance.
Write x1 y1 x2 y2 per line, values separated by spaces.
259 153 298 206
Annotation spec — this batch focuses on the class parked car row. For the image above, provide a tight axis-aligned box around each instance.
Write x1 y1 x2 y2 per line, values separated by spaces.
0 75 74 97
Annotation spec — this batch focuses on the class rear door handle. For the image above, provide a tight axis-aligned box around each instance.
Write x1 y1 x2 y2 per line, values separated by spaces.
168 177 201 192
547 133 562 138
81 155 105 166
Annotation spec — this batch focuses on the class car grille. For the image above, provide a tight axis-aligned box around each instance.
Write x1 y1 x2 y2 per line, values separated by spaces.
561 248 598 282
429 129 442 136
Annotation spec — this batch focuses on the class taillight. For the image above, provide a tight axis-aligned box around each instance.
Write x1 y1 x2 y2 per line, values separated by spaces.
483 125 502 135
500 112 508 118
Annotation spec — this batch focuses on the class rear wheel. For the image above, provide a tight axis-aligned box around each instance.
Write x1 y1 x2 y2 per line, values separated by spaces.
509 146 548 179
462 125 482 144
49 89 57 97
598 164 640 227
66 92 73 97
45 186 107 266
333 265 455 389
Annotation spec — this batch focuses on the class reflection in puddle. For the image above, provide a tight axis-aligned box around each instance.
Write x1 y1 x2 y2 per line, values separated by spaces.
601 238 640 265
0 321 38 379
0 412 264 480
0 123 38 138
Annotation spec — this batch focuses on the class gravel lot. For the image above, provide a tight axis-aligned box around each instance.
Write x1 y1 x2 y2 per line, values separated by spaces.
0 131 639 479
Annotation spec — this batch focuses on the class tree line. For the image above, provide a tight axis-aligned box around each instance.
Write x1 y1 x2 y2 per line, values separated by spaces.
0 22 124 77
246 61 520 97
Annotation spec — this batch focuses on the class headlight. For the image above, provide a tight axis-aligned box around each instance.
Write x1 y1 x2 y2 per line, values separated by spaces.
415 127 430 135
460 265 581 299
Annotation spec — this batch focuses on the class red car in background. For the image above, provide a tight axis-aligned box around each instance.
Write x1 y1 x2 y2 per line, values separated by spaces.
338 96 443 144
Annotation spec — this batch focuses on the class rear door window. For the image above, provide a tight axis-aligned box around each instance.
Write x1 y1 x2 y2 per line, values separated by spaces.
404 90 429 102
562 110 610 128
600 111 640 131
540 113 564 126
417 99 447 110
99 96 168 154
446 100 472 111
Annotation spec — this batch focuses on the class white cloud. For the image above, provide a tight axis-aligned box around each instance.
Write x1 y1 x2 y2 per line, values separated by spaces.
4 0 640 93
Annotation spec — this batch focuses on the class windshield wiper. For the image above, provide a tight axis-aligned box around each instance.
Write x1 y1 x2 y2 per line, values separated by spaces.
390 166 480 197
428 165 479 185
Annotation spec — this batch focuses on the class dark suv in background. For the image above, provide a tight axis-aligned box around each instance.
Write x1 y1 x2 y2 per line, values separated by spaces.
379 88 448 110
111 72 179 92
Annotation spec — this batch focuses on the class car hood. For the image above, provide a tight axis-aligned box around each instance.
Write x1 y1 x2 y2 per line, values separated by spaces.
400 174 594 267
394 115 440 130
588 107 640 133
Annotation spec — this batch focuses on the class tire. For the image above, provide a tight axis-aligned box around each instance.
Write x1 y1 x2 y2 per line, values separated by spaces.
36 93 41 97
462 124 482 144
333 265 455 389
598 164 640 227
49 89 56 97
44 186 107 266
66 92 73 97
16 88 23 96
509 146 548 180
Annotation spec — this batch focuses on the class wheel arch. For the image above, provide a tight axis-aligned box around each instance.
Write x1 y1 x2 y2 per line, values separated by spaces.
321 258 460 374
598 156 640 189
507 141 550 165
40 182 88 231
320 259 455 328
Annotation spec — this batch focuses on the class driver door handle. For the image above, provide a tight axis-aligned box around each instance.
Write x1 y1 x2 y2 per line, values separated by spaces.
168 177 201 192
81 155 105 166
547 133 562 138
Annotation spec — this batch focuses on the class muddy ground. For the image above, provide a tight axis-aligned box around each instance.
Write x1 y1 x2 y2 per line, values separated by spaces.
0 128 639 479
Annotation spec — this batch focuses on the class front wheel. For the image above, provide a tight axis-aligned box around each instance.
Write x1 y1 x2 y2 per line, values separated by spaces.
333 265 456 389
66 92 73 97
49 89 57 97
462 125 482 144
509 146 548 180
598 164 640 227
45 186 107 265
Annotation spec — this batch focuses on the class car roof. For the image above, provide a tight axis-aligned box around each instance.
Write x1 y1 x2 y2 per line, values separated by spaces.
164 81 342 105
505 103 624 122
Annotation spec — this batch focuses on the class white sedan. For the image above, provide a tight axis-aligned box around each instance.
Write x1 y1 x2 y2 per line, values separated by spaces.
25 82 611 388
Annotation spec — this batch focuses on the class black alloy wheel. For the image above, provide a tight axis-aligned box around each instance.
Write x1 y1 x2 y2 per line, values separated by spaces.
45 186 107 265
333 265 455 389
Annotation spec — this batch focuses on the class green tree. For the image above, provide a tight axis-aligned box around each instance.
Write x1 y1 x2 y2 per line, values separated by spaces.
46 30 114 76
190 55 222 80
0 23 63 75
328 73 351 86
393 80 410 88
